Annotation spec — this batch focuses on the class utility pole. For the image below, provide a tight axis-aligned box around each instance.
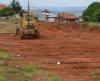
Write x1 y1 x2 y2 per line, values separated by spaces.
13 0 16 18
28 0 30 22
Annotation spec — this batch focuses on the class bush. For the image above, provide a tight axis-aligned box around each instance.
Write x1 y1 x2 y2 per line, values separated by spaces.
0 7 14 17
0 50 12 61
22 64 36 73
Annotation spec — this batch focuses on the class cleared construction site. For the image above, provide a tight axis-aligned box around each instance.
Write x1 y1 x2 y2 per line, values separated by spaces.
0 0 100 81
0 21 100 81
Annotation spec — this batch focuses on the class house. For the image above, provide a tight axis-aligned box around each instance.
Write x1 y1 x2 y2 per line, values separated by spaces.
45 13 79 23
30 9 79 23
41 13 79 23
58 13 79 23
0 3 6 10
46 14 58 22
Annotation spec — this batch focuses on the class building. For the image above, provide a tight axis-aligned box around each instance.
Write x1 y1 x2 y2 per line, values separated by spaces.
30 9 79 23
41 13 79 23
58 13 79 23
46 14 58 22
45 13 79 23
0 3 6 10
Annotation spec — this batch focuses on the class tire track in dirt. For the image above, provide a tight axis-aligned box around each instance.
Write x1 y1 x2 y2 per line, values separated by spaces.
0 23 100 81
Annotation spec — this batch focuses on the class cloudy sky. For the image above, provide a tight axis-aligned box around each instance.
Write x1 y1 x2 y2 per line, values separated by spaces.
0 0 100 7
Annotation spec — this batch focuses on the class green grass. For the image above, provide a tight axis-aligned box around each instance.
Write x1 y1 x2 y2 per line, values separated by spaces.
0 49 12 61
0 64 62 81
45 76 62 81
0 65 32 81
0 20 18 33
0 49 62 81
80 22 100 30
90 71 100 81
88 22 100 26
22 64 36 73
0 18 20 23
7 26 17 33
80 22 100 26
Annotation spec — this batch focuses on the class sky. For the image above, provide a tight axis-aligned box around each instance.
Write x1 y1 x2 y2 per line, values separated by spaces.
0 0 100 7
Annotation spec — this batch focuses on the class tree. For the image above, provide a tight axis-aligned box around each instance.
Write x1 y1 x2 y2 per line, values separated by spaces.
19 9 25 17
0 7 14 17
82 2 100 21
93 9 100 22
9 0 22 17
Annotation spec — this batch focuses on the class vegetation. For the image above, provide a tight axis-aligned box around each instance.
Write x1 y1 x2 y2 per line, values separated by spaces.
45 76 62 81
0 0 23 18
93 9 100 22
9 0 22 17
0 49 62 81
0 19 19 33
90 71 100 81
0 7 13 17
88 22 100 27
0 48 12 61
83 2 100 22
80 22 100 27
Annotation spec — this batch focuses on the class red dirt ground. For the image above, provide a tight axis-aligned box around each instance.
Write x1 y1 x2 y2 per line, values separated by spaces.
0 22 100 81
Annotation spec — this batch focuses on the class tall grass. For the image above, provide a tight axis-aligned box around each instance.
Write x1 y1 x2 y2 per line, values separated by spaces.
0 48 12 61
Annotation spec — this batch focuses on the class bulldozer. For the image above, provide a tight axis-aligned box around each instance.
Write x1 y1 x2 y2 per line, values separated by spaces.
16 0 40 39
16 13 40 39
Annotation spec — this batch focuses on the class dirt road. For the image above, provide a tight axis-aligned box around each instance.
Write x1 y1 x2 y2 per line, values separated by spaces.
0 22 100 81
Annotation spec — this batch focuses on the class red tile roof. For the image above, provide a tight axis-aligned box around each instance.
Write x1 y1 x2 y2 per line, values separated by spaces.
0 3 6 10
58 13 79 19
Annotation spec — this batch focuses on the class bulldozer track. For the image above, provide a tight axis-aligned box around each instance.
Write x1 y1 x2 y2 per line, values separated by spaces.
0 22 100 81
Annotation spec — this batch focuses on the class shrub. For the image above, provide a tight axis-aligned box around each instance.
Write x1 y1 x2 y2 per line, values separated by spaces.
0 51 12 61
22 64 36 73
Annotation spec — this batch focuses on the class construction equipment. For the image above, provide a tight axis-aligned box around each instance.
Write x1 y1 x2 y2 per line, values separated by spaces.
16 13 40 39
16 0 40 39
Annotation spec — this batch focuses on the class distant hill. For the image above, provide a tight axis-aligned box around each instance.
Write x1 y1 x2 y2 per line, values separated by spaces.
24 6 86 16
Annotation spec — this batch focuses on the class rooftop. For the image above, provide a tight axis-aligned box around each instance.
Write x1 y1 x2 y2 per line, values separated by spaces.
0 3 6 10
58 13 79 19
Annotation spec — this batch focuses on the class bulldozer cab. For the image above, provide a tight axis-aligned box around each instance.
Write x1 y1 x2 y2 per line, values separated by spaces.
22 13 36 23
26 23 35 30
23 13 34 22
20 13 36 29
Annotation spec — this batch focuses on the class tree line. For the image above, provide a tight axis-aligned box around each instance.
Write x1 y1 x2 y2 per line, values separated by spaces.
0 0 24 17
82 2 100 22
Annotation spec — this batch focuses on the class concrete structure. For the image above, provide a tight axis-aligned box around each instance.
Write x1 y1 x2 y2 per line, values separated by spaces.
46 14 58 22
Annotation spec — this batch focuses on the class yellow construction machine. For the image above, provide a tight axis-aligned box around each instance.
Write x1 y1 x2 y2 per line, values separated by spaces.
16 13 40 39
16 0 40 39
